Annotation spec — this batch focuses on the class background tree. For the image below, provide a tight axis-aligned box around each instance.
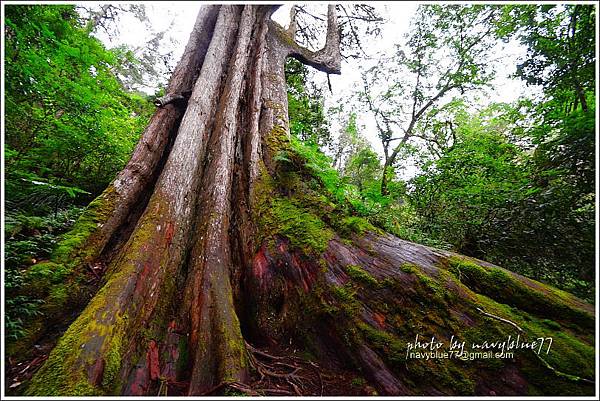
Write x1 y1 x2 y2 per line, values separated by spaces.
343 147 381 194
490 3 595 295
4 5 152 195
359 4 499 195
404 3 596 301
329 112 368 172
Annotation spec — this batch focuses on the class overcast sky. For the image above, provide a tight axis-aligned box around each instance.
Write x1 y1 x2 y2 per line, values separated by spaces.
86 2 538 177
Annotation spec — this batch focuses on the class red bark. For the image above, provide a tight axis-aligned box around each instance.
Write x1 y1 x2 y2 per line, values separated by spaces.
147 340 160 381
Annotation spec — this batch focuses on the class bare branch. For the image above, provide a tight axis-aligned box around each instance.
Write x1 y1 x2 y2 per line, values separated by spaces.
295 5 325 22
276 5 341 74
339 5 368 58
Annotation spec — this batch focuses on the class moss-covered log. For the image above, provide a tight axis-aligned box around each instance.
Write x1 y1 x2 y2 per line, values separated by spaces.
20 4 594 397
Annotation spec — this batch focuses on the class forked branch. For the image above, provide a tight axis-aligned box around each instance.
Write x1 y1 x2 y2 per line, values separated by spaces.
274 5 341 74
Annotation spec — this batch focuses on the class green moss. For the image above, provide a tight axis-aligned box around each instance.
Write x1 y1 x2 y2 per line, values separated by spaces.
474 292 594 384
401 263 417 274
52 186 117 265
358 322 405 365
439 365 476 395
260 197 333 254
400 263 448 305
336 216 379 238
330 284 361 317
26 259 132 396
218 313 249 383
101 322 125 390
331 284 356 303
380 277 396 288
345 264 379 286
265 123 289 156
444 257 593 329
351 377 367 387
541 319 562 330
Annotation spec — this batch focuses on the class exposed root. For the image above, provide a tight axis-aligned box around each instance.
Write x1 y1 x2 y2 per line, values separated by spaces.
193 342 329 396
243 341 328 396
198 381 294 396
246 343 306 395
309 361 324 396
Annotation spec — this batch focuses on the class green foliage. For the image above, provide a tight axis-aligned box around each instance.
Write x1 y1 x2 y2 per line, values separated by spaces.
4 207 84 339
288 135 349 206
285 58 331 147
409 97 595 301
4 4 153 197
5 297 44 340
5 171 91 215
328 113 371 173
344 147 381 192
410 102 530 251
499 5 594 110
262 197 333 254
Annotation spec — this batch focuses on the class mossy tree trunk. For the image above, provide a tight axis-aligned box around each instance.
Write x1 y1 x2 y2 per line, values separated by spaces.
22 4 594 396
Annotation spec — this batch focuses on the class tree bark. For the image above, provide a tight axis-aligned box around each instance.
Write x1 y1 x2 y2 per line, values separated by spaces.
21 5 594 397
381 158 392 196
7 5 220 359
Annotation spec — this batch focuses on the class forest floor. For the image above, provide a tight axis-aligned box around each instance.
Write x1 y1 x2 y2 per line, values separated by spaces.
6 332 56 395
201 341 376 396
6 328 375 396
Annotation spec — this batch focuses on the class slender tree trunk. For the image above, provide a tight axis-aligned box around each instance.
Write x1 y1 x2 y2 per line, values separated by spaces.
574 81 588 113
381 159 391 196
22 5 594 397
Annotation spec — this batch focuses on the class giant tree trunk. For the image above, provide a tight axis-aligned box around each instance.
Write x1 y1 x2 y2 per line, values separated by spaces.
20 5 594 396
